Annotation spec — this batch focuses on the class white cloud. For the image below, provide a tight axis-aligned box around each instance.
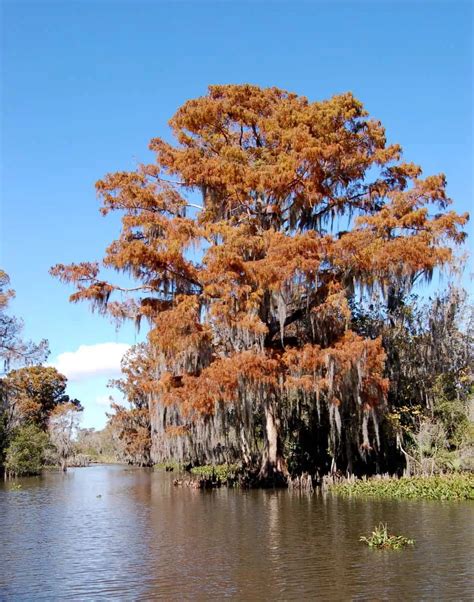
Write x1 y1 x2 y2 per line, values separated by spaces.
95 394 113 407
51 342 131 382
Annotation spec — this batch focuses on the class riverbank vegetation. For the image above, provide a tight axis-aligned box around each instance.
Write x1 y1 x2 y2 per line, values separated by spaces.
189 463 238 480
0 270 86 477
0 363 84 477
331 473 474 501
46 84 472 486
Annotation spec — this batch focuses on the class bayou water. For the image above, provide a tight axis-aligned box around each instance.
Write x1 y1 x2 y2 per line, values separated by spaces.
0 464 472 600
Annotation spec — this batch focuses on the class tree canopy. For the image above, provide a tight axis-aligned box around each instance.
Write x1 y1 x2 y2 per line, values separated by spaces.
3 365 82 429
1 365 83 477
52 84 468 480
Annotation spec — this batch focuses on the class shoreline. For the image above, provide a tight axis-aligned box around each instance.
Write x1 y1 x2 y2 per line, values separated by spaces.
154 463 474 500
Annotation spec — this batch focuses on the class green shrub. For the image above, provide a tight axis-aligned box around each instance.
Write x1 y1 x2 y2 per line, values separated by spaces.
190 464 239 481
4 424 49 477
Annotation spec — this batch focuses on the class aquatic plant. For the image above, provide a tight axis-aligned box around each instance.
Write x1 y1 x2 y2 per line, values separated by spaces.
331 473 474 501
360 523 414 550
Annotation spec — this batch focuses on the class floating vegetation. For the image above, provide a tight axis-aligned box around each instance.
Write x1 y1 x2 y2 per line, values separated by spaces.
331 473 474 501
360 523 415 550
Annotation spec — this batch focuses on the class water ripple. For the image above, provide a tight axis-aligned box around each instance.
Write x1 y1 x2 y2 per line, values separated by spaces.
0 466 472 600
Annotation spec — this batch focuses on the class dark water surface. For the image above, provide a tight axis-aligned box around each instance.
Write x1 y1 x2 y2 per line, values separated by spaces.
0 465 472 600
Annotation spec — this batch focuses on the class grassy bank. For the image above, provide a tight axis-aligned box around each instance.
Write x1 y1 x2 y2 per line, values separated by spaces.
190 464 238 481
154 462 239 480
330 473 474 501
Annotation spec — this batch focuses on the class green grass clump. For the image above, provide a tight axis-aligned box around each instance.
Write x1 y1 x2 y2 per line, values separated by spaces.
360 523 414 550
190 464 239 481
154 461 185 472
331 473 474 501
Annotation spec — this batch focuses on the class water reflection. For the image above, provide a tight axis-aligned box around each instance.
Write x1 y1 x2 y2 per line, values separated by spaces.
0 465 472 600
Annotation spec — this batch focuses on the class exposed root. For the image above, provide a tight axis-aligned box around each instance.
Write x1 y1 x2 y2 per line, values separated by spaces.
288 472 314 492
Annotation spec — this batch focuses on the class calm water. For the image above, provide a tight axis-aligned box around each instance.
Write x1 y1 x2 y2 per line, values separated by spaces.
0 465 472 600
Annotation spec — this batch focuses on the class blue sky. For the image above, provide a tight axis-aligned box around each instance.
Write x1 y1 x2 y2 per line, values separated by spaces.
1 0 472 428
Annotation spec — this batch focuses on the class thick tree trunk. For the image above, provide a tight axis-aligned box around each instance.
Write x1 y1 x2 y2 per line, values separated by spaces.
259 402 288 485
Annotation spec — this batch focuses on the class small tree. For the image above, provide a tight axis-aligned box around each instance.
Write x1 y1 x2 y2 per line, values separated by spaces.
0 270 49 476
0 270 48 371
48 403 82 471
107 344 152 466
4 365 82 430
108 403 152 466
4 424 49 478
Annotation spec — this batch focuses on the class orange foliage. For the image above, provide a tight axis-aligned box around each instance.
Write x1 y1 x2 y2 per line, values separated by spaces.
4 366 81 429
51 85 468 469
108 403 151 466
